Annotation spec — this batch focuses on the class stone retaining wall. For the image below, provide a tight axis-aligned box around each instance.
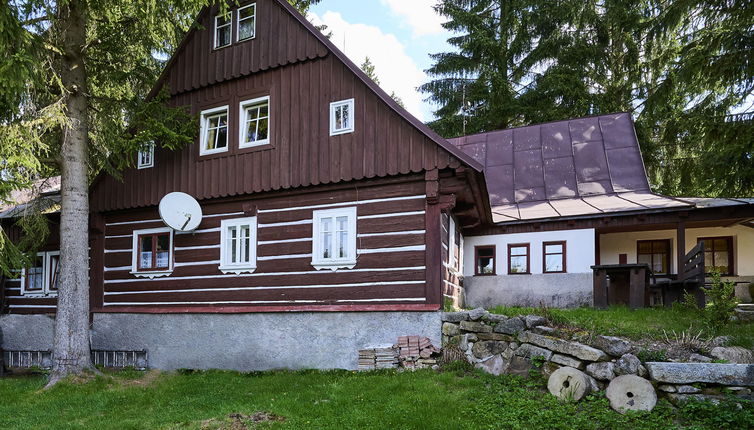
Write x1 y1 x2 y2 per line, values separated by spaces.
442 309 754 404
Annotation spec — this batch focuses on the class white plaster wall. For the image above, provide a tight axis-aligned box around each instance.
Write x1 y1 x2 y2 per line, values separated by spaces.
463 228 596 276
599 225 754 276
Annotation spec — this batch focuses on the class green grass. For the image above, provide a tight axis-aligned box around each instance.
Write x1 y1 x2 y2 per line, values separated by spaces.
487 305 754 348
1 369 752 429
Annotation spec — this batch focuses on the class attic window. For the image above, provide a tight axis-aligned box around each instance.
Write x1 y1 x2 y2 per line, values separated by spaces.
200 106 229 156
330 99 355 136
214 12 232 49
137 143 154 169
237 4 256 41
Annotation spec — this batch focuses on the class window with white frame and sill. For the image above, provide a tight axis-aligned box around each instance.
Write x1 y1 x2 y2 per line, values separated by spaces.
220 217 257 274
214 12 232 49
237 3 256 41
239 96 270 148
200 106 229 155
21 251 59 296
330 99 355 136
131 228 173 278
312 207 357 270
137 143 154 169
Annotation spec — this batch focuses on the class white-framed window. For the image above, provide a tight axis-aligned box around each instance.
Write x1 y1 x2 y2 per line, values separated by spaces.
448 216 457 268
21 251 59 297
329 99 355 136
214 12 232 49
131 227 173 278
312 207 357 270
237 3 256 41
220 217 257 274
137 143 154 169
239 96 270 148
199 106 229 156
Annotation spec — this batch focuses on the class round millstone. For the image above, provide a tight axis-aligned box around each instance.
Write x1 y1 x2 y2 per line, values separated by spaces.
547 367 591 402
605 375 657 413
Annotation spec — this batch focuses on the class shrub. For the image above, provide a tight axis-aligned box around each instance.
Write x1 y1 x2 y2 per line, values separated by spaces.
703 272 738 332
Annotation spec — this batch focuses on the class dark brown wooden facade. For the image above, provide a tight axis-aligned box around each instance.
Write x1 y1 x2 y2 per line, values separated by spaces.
3 0 488 315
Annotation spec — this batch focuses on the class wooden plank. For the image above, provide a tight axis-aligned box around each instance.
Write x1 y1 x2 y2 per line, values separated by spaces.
593 269 607 308
629 267 646 310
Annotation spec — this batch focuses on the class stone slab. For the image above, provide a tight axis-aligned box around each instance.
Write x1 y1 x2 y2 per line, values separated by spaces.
645 362 754 386
519 331 608 362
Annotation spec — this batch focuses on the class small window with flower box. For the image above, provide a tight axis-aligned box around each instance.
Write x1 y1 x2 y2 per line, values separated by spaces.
200 106 229 156
475 246 496 275
312 207 357 270
508 243 530 274
220 217 257 274
214 12 232 49
131 228 173 278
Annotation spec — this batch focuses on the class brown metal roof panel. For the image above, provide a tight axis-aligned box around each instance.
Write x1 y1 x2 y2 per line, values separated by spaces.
572 140 612 184
577 180 614 196
484 165 515 205
618 192 690 209
514 149 545 190
460 142 486 165
491 204 521 220
485 130 513 166
606 146 650 192
513 126 541 151
569 116 603 143
542 121 573 159
599 113 637 149
549 198 602 216
515 187 547 203
544 157 578 199
582 194 642 212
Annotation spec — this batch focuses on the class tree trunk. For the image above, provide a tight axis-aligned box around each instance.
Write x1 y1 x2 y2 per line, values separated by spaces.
47 0 92 387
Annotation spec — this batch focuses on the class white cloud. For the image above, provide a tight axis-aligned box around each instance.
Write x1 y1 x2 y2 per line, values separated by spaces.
380 0 445 37
310 11 428 121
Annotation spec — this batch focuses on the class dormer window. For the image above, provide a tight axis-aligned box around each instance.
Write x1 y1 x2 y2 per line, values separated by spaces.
214 12 232 49
200 106 229 156
137 143 154 169
330 99 355 136
239 96 270 148
237 4 256 41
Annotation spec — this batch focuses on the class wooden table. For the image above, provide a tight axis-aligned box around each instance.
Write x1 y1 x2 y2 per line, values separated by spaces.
591 264 651 310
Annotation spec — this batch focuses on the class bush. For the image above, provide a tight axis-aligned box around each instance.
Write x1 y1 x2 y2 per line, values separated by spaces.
704 272 738 331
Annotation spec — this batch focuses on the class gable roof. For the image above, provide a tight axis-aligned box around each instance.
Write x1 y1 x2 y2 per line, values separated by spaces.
150 0 482 172
449 113 695 223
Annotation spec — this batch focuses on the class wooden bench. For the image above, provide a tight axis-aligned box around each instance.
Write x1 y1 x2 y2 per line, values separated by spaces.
650 242 706 308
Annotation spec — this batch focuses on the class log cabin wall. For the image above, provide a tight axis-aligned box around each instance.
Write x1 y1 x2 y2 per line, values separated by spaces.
94 176 443 313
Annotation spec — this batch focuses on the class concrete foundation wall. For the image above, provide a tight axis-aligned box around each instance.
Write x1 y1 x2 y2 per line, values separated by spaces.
0 312 441 371
465 273 593 309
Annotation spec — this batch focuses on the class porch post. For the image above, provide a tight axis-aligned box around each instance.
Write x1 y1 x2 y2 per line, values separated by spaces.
676 219 686 274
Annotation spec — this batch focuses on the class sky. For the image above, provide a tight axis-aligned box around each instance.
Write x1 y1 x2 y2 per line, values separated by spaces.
309 1 453 122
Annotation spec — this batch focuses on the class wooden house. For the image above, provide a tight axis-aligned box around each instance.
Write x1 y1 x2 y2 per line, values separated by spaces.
1 0 752 370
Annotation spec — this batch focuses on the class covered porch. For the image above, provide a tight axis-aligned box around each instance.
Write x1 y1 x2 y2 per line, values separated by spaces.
594 199 754 308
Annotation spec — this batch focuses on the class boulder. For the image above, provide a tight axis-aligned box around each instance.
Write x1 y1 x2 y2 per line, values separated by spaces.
442 322 460 336
710 347 754 364
658 384 677 393
586 362 616 381
519 331 609 362
677 385 701 394
472 341 507 360
515 343 553 361
547 367 592 401
525 315 548 328
507 356 534 377
689 353 713 363
460 320 492 333
441 311 469 323
494 317 525 335
711 336 733 347
591 335 632 357
645 362 754 386
531 326 557 336
485 314 509 324
475 354 507 376
614 354 642 376
606 375 657 413
468 307 489 321
476 332 513 342
550 354 584 369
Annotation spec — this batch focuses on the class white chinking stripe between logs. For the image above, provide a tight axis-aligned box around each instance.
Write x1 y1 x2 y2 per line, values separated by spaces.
256 194 426 213
103 297 426 306
103 280 425 296
103 265 427 283
105 211 245 227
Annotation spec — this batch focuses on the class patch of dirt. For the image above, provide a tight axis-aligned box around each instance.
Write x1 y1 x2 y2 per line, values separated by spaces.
200 412 285 429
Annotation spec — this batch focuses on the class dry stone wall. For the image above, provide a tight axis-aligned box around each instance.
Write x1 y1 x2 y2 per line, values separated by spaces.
442 309 754 408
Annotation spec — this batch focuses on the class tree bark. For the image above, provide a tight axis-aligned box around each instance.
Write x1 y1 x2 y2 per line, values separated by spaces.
47 0 92 387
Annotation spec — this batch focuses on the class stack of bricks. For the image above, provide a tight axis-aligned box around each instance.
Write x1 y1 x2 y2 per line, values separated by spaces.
397 336 440 369
358 346 399 371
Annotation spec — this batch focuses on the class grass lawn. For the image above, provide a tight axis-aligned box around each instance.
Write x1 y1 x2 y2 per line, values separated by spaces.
488 305 754 348
0 369 752 429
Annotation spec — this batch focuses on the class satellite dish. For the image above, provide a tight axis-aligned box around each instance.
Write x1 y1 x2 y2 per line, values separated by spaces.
159 192 203 232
